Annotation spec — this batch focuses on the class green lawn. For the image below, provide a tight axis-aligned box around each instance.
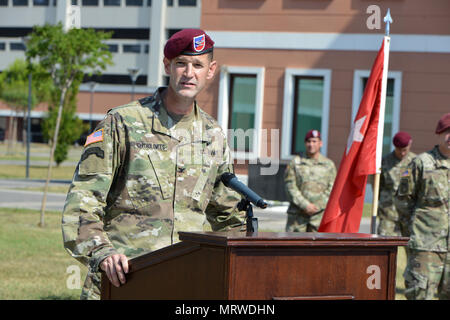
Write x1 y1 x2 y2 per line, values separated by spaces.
0 142 79 180
0 165 76 180
0 142 407 300
0 208 87 300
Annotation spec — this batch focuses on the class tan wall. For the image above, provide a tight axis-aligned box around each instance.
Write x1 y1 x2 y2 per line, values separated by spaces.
198 47 450 171
202 0 450 35
0 92 149 117
76 91 149 115
197 0 450 174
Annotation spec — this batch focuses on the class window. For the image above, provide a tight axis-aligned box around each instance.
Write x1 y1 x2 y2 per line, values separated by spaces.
104 0 120 5
126 0 142 5
291 77 325 155
179 0 196 6
144 44 149 54
0 0 8 6
71 0 77 4
82 0 98 5
0 43 5 50
33 0 49 5
167 0 173 6
218 66 265 160
352 70 402 156
229 75 257 153
282 69 331 159
13 0 28 5
146 0 150 5
107 44 118 53
167 29 182 40
123 44 141 53
10 42 26 51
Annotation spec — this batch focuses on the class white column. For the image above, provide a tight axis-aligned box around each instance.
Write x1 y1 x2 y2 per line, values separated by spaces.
147 0 166 88
55 0 70 25
55 0 80 31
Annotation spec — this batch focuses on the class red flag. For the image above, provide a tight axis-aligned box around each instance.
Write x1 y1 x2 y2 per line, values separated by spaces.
318 38 389 233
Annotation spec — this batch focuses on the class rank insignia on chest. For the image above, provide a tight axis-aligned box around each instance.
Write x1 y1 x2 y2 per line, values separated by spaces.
84 129 104 147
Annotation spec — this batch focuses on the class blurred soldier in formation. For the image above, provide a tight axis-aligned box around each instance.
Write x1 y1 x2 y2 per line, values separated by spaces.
395 113 450 300
377 131 416 237
62 29 244 300
284 130 336 232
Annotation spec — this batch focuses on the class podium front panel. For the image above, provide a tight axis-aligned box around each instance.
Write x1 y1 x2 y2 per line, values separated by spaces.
228 247 394 300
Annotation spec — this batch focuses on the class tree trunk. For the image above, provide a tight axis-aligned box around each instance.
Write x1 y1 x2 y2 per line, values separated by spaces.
39 87 67 227
6 115 14 155
9 112 18 154
22 110 27 148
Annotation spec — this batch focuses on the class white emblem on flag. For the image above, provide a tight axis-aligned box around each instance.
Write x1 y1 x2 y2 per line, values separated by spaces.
346 116 366 155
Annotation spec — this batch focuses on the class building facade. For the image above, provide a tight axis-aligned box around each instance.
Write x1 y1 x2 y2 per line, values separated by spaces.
1 0 449 200
0 0 201 141
194 0 450 197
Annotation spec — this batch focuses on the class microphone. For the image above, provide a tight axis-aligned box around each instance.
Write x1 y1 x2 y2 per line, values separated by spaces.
221 172 268 209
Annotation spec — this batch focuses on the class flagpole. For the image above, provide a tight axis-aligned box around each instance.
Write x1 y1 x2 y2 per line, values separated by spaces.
370 9 392 234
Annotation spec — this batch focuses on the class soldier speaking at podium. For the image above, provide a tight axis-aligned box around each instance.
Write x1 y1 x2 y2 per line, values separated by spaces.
62 29 244 300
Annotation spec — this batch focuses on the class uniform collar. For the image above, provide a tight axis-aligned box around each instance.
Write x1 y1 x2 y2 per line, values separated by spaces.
146 87 213 145
432 145 450 169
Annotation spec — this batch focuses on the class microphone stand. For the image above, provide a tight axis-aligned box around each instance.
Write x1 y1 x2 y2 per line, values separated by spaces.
238 198 258 233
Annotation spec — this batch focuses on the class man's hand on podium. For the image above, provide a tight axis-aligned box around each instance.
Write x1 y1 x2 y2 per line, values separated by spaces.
100 254 129 287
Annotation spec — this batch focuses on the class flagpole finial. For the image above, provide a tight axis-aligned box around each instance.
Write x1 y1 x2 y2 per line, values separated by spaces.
384 8 393 36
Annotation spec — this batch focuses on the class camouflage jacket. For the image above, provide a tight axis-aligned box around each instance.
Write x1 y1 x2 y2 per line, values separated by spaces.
284 153 336 215
395 146 450 252
62 87 244 277
378 151 416 221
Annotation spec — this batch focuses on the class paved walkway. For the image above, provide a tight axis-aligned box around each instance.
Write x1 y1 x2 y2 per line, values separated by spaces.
0 178 373 233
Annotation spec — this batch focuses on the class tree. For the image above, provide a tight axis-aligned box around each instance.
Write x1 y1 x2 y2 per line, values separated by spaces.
0 59 42 154
26 23 113 227
41 73 88 166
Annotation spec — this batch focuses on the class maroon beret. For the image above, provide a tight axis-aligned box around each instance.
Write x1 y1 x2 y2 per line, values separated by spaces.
304 129 321 141
164 28 214 60
393 132 412 148
435 113 450 134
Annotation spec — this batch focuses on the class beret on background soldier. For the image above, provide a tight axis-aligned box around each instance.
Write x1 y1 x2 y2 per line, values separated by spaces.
393 131 412 148
435 112 450 134
304 129 321 141
164 28 215 60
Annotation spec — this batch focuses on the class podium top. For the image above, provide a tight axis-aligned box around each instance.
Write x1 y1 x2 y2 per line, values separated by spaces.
178 231 409 248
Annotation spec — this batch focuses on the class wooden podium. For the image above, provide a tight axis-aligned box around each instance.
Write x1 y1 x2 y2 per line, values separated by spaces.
101 232 408 300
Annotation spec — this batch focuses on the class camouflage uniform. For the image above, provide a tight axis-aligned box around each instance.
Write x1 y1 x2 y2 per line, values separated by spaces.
284 153 336 232
377 150 416 236
62 87 244 300
395 146 450 300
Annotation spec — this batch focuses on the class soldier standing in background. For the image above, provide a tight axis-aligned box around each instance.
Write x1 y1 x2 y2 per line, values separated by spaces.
377 131 416 237
62 29 244 300
284 130 337 232
395 113 450 300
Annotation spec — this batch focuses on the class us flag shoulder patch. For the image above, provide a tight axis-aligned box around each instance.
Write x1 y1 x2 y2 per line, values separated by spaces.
401 169 411 177
84 129 104 147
